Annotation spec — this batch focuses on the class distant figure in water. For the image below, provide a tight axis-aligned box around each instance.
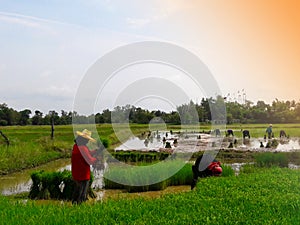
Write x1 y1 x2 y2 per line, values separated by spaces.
226 129 234 137
165 142 172 148
191 155 222 190
242 130 250 139
266 124 273 139
214 129 221 137
144 138 149 147
279 130 287 138
173 139 178 147
260 141 264 148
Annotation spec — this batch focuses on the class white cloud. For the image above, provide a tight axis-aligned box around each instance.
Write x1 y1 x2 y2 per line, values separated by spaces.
0 11 81 27
0 14 40 28
126 17 151 29
37 85 74 98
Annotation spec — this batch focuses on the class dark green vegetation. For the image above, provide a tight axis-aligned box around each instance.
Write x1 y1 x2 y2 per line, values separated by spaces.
1 167 299 224
104 162 234 192
254 151 300 168
108 151 171 163
1 98 300 126
29 170 94 200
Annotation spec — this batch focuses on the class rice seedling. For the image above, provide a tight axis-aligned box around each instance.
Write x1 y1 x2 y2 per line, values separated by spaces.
254 152 289 167
104 160 234 192
1 167 299 224
29 170 94 200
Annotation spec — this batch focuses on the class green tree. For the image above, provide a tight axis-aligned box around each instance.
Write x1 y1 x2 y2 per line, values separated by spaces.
19 109 31 125
32 110 43 125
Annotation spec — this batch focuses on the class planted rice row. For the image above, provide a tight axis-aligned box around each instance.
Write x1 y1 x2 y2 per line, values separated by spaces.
1 167 299 224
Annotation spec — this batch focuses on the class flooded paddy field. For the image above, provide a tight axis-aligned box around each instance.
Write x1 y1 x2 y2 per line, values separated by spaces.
1 130 300 200
115 130 300 153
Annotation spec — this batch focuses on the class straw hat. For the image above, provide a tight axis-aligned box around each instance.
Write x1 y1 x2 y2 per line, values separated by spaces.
76 129 96 142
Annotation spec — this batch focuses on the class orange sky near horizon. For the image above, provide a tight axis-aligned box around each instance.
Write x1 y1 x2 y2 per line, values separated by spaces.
166 0 300 103
219 0 300 96
221 0 300 69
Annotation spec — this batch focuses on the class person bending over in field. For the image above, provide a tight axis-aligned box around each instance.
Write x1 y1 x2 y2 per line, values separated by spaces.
71 129 99 204
191 155 222 190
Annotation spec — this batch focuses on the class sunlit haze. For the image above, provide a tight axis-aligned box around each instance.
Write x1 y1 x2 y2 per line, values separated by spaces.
0 0 299 114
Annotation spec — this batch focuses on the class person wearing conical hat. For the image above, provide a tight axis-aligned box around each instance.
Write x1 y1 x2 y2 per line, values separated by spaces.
71 129 97 204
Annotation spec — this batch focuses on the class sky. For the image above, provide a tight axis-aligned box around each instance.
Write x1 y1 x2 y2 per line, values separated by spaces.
0 0 299 115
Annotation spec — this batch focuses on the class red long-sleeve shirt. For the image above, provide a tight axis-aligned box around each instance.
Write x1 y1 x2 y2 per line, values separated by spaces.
71 144 97 181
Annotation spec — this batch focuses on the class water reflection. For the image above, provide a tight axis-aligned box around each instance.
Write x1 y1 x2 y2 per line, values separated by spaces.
116 131 300 152
0 158 70 196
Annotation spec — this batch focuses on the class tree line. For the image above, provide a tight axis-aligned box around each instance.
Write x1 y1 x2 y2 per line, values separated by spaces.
1 97 300 126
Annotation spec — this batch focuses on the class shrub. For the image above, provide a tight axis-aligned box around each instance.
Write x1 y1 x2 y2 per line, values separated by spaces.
100 138 109 148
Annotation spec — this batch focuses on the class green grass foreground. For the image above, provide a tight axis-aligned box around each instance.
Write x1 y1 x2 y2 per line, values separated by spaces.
1 167 299 224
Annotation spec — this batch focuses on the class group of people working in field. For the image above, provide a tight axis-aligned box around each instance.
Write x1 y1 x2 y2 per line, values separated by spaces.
72 124 287 202
72 124 282 202
71 129 224 204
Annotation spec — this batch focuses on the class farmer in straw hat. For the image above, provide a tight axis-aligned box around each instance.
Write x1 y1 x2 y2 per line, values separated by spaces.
71 129 98 204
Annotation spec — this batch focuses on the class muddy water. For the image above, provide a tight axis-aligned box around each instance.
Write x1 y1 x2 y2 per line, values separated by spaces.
116 131 300 152
0 158 70 196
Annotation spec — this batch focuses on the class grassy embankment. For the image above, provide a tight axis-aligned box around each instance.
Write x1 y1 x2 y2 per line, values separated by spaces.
1 166 299 224
0 124 149 174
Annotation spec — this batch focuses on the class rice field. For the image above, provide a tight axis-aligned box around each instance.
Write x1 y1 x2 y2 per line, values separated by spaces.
1 123 300 174
0 124 300 224
1 166 299 224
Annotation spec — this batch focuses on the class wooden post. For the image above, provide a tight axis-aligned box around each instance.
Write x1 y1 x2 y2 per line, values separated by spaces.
0 131 9 147
51 112 54 140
